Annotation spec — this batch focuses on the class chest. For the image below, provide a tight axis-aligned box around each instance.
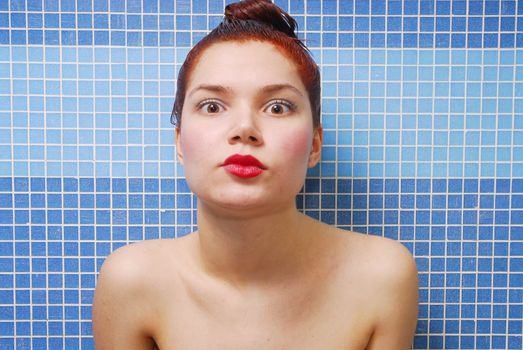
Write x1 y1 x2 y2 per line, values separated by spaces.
151 280 374 350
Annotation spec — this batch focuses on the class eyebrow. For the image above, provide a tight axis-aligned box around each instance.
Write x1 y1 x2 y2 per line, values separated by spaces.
186 83 304 99
186 84 232 99
260 84 304 97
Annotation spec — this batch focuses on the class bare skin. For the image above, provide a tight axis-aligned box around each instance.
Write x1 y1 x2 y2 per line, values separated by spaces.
93 41 419 349
93 216 418 350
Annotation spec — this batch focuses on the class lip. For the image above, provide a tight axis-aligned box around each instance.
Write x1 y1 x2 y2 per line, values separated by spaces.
222 154 267 178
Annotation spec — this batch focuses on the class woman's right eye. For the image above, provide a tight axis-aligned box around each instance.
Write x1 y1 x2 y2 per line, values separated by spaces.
199 100 224 114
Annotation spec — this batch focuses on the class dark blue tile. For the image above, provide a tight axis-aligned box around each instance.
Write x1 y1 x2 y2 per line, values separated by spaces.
403 1 417 14
352 211 367 225
10 0 25 10
110 14 125 29
128 178 143 192
145 195 159 209
28 30 43 44
501 33 515 48
371 0 385 14
79 194 94 208
401 179 415 193
14 193 29 208
485 17 499 31
516 32 523 48
306 0 321 14
11 30 26 44
143 15 158 29
0 14 8 28
110 0 124 12
387 16 402 31
143 0 158 13
158 179 174 193
94 178 109 192
339 1 353 14
339 33 353 47
403 17 418 31
484 33 498 47
502 0 516 14
94 14 108 28
11 13 26 27
370 16 385 30
419 1 434 14
46 178 61 192
127 15 141 29
354 33 369 47
45 14 59 28
78 30 93 45
77 14 92 29
485 1 500 14
370 33 385 47
61 31 76 45
496 179 510 193
160 0 174 13
27 13 44 29
61 14 76 28
403 33 417 47
110 31 125 45
79 178 94 193
468 33 482 47
451 33 466 48
469 1 484 15
94 0 108 11
436 1 450 14
480 179 495 193
420 16 434 31
44 0 58 11
322 33 337 47
452 17 466 31
127 32 142 46
62 178 78 192
0 178 12 192
417 33 432 47
387 33 402 47
435 16 450 31
30 178 45 192
176 31 190 46
143 179 159 192
355 0 369 14
452 1 467 14
387 1 402 15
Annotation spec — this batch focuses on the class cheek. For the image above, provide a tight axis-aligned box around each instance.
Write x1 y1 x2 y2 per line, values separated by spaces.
179 124 209 161
284 128 312 157
278 126 313 161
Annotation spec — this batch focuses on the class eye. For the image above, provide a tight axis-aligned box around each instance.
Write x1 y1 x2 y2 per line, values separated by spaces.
198 100 224 114
264 100 295 115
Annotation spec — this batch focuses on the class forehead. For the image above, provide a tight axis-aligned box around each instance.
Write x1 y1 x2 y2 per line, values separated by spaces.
188 41 305 90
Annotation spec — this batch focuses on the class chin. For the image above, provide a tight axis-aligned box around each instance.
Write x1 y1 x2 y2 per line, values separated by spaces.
200 190 293 215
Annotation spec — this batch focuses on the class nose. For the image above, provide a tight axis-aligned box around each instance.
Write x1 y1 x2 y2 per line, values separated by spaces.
227 112 264 146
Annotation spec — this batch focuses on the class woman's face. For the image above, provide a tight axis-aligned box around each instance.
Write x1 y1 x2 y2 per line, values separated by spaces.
176 41 322 214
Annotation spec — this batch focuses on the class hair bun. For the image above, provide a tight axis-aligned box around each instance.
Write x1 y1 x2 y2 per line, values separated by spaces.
224 0 298 39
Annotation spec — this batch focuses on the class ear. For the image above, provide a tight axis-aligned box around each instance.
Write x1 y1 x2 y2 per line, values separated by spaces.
308 126 322 168
175 127 184 165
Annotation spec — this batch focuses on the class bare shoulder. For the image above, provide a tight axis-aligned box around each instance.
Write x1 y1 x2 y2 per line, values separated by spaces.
92 236 194 349
329 229 419 349
96 240 171 289
357 232 417 281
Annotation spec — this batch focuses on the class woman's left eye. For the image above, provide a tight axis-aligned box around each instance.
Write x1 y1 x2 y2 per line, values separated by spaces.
264 101 294 115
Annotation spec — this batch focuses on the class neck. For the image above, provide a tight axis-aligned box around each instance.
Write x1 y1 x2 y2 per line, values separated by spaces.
194 200 317 289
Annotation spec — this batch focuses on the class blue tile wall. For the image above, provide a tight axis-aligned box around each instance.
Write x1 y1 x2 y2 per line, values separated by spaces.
0 0 522 349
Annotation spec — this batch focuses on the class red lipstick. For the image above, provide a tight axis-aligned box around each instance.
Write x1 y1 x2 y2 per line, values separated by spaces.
222 154 266 178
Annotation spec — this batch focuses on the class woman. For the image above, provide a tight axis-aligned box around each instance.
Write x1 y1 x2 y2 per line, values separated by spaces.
92 1 419 349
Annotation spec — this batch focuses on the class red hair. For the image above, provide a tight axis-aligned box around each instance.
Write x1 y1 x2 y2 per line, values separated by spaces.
171 0 321 129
